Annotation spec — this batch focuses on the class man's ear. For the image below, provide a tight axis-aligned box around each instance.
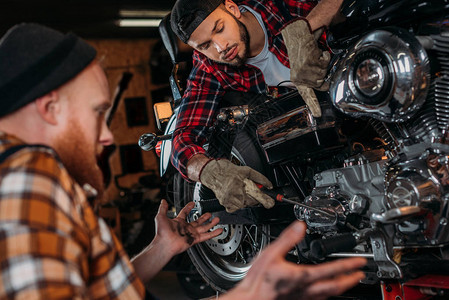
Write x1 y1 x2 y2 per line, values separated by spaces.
34 91 60 125
224 0 241 18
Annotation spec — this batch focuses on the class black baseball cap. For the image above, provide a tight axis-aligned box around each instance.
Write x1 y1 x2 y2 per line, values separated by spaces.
171 0 224 43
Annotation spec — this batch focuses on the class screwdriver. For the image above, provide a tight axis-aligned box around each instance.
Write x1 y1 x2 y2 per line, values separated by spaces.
257 184 336 218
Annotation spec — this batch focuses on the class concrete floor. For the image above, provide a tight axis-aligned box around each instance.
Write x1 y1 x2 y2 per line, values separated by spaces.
146 271 385 300
147 271 192 300
147 271 222 300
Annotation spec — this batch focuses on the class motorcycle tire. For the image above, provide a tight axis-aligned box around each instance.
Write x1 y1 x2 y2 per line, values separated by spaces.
176 271 216 299
173 132 271 292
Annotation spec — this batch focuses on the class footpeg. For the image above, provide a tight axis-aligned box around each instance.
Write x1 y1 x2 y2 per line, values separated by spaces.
371 206 425 224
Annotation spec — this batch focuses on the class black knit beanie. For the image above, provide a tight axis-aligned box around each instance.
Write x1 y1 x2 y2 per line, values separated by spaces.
0 23 96 117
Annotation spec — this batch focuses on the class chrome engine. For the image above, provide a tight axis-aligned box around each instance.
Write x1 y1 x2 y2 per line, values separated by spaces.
296 157 387 234
330 27 430 122
302 27 449 279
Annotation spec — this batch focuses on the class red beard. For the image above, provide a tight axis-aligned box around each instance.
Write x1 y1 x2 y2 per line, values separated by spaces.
53 118 104 203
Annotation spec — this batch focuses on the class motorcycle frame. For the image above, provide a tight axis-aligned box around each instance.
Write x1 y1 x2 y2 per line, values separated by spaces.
150 1 449 297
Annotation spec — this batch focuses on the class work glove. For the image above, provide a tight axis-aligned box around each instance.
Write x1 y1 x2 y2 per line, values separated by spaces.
199 159 275 213
281 18 331 117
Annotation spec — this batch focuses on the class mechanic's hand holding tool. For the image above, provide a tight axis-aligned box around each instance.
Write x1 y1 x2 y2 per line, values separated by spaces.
199 159 275 213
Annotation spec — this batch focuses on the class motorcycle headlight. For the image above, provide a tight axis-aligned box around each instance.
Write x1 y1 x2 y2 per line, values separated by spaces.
329 27 430 122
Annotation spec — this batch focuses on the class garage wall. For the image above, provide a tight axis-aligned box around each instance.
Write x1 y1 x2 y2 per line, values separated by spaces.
87 39 168 203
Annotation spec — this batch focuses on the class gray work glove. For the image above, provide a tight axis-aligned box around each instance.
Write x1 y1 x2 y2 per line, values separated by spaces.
199 159 275 213
281 18 331 117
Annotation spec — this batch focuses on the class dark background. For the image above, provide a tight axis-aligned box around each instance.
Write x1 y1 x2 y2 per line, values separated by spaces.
0 0 178 39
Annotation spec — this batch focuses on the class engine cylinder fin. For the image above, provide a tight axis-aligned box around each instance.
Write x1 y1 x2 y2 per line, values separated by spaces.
406 80 441 142
433 35 449 53
406 34 449 138
369 120 397 153
435 103 449 111
435 74 449 132
435 87 449 94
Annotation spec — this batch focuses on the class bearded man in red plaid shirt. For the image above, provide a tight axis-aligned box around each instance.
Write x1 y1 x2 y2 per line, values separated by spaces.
170 0 343 212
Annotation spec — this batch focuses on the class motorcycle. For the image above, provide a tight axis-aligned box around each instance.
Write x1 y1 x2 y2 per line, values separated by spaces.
140 0 449 298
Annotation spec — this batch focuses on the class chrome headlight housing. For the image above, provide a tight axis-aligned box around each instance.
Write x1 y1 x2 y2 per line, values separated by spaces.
329 27 430 122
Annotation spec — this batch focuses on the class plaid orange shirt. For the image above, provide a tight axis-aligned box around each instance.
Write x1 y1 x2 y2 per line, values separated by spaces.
0 133 145 299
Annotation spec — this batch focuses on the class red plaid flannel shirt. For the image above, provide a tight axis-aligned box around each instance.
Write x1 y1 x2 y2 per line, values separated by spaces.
172 0 317 178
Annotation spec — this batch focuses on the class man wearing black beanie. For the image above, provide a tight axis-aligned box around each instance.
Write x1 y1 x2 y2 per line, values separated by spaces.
0 23 365 300
0 23 223 299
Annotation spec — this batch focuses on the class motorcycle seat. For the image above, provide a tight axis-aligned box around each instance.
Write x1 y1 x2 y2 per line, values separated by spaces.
158 13 192 64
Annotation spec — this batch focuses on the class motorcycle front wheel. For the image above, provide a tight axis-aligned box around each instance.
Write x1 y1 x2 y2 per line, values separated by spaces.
173 139 271 292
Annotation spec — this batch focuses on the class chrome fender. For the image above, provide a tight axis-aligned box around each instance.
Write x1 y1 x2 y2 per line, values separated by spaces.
159 113 177 176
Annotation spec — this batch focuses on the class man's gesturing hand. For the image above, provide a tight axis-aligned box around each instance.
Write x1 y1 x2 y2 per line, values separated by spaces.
155 200 223 256
199 159 275 213
221 221 367 300
131 200 223 283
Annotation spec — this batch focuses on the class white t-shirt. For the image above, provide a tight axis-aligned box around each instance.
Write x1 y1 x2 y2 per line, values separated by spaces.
242 5 295 88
